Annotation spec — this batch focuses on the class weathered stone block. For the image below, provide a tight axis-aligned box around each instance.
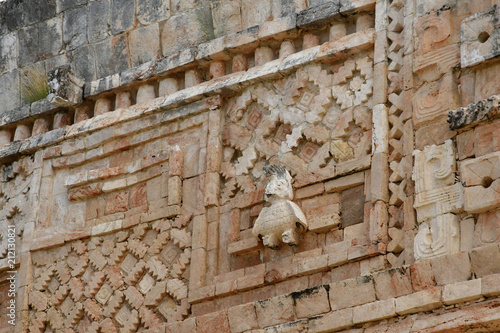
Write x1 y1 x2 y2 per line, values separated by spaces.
0 32 17 74
56 0 86 13
241 0 271 29
461 151 500 186
1 105 29 126
0 71 20 114
111 0 135 34
273 0 305 18
87 0 110 43
72 44 97 82
297 1 340 28
227 302 258 333
395 286 442 315
461 6 500 68
308 308 353 333
329 275 376 310
293 285 330 318
340 185 365 227
474 118 500 157
17 25 38 66
38 17 63 59
482 273 500 297
352 298 396 324
137 0 170 25
63 6 87 50
94 34 129 78
161 12 208 55
443 279 482 305
129 24 160 67
475 61 500 101
23 0 56 25
373 267 413 300
430 251 471 285
464 182 500 213
255 294 294 327
470 244 500 278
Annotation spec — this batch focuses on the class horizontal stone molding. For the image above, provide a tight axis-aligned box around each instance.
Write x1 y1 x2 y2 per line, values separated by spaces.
447 94 500 130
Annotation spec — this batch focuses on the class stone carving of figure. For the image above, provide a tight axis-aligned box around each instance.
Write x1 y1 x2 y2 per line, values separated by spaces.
252 165 308 249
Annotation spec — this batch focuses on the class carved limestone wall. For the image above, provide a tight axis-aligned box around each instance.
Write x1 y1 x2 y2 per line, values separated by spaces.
2 0 500 332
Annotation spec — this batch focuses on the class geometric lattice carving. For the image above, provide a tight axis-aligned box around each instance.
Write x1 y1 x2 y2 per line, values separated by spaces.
28 219 191 331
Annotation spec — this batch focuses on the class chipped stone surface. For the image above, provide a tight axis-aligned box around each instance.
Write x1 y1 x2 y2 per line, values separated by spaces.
448 95 500 130
461 5 500 68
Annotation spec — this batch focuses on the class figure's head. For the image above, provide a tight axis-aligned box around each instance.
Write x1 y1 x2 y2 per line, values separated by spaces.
263 165 293 201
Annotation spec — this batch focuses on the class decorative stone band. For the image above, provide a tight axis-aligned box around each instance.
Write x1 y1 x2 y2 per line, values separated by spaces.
447 94 500 130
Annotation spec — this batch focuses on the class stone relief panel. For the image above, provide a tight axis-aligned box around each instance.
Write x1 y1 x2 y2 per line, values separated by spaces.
28 220 192 332
212 59 374 288
461 150 500 214
461 5 500 68
412 140 464 261
412 6 460 127
221 60 373 203
35 114 209 239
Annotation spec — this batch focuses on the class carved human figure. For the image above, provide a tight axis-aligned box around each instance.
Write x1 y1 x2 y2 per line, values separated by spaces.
252 165 308 249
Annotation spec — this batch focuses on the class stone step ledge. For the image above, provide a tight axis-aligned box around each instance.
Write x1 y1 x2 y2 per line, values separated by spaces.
448 94 500 130
172 271 500 333
188 243 500 308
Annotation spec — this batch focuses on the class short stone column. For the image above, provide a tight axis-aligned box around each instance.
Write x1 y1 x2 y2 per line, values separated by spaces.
303 33 320 49
232 54 247 72
136 84 156 104
185 69 203 88
356 13 374 31
330 23 347 41
94 96 113 116
115 91 132 109
74 104 93 123
13 124 31 141
279 40 296 59
0 130 12 146
209 61 226 80
255 47 274 66
159 78 179 96
53 112 72 129
32 118 51 136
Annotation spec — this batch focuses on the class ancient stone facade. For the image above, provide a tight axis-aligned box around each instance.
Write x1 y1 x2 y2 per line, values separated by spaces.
0 0 500 332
